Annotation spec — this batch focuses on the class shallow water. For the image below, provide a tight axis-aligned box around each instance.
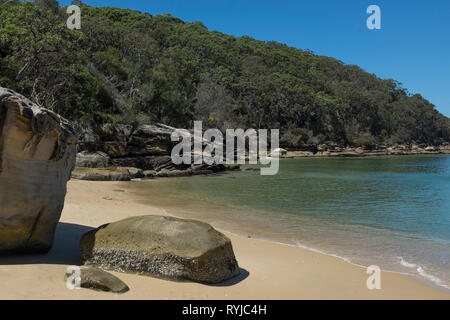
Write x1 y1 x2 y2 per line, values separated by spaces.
127 155 450 290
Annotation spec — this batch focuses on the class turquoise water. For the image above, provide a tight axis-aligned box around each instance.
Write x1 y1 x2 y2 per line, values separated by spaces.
130 155 450 290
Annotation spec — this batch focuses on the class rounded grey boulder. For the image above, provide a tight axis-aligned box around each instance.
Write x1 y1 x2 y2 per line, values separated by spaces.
80 215 240 283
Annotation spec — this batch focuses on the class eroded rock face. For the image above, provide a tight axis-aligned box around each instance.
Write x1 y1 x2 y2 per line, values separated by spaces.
0 87 77 254
76 151 110 168
74 123 240 179
76 123 175 157
80 215 240 284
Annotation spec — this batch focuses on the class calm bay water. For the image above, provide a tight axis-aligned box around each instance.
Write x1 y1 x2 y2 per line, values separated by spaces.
128 155 450 290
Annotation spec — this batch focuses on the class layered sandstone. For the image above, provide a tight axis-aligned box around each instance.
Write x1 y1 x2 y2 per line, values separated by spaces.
0 87 77 253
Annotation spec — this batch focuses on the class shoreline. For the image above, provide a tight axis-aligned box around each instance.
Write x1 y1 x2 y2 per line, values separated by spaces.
283 147 450 158
71 152 450 183
127 191 450 294
120 159 450 294
0 180 448 299
205 224 450 293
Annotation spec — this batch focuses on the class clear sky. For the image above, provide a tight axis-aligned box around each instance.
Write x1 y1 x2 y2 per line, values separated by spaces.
59 0 450 117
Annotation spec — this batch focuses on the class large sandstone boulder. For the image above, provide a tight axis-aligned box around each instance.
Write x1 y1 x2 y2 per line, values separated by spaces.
0 87 77 254
80 215 240 283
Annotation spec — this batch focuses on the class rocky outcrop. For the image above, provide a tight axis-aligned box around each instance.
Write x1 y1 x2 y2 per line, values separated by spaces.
73 123 239 180
64 267 129 293
284 143 450 158
76 151 110 168
71 167 143 181
76 123 175 158
71 163 239 181
80 215 240 284
110 155 184 171
271 148 287 157
0 87 77 254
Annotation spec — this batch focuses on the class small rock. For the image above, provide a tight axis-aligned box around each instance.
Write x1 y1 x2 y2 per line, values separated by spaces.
143 170 157 178
64 267 129 294
271 148 287 157
127 167 144 179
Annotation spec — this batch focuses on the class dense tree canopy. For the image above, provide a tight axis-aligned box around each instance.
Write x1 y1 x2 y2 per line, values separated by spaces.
1 1 449 146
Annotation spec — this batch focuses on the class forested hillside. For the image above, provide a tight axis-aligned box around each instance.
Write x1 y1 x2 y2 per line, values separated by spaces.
1 0 449 147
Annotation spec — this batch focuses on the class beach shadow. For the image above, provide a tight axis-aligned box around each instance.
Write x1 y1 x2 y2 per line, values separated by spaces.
206 268 250 287
0 222 94 266
0 223 250 287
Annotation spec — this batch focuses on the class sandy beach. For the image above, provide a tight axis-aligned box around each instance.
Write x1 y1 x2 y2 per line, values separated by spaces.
0 180 448 300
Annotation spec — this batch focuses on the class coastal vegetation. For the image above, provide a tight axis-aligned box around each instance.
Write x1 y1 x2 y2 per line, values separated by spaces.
1 0 449 148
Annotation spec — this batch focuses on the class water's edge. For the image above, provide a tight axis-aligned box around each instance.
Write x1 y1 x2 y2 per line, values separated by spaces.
122 179 450 294
120 155 450 293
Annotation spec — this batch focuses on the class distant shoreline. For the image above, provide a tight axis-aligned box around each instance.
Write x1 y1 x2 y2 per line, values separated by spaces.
282 145 450 158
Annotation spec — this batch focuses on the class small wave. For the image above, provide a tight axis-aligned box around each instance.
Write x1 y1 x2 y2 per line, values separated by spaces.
292 241 353 264
397 257 449 290
154 206 450 292
398 256 417 268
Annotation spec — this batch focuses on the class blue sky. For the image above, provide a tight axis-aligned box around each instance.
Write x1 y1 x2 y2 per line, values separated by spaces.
60 0 450 117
